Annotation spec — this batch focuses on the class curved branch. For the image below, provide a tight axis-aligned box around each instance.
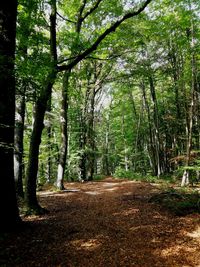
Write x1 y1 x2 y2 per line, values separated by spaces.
56 12 76 24
57 0 152 72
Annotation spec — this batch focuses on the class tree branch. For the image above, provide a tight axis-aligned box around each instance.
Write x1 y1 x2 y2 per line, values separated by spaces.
56 12 76 24
57 0 152 72
82 0 103 21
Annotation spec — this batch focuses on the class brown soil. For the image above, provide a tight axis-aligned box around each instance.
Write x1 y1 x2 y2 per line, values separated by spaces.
1 177 200 267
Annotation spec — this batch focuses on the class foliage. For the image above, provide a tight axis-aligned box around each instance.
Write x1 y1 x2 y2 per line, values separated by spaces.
13 0 200 211
150 187 200 216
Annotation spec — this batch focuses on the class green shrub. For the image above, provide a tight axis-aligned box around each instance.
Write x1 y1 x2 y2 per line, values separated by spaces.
113 167 137 179
149 188 200 216
93 174 106 181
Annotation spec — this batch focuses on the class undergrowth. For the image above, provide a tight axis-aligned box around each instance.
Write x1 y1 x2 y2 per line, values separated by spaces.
113 167 175 184
149 187 200 216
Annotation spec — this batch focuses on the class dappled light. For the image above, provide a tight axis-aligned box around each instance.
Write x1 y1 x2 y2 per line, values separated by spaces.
187 226 200 240
2 178 200 266
85 191 102 195
2 0 200 266
70 237 103 251
114 207 140 217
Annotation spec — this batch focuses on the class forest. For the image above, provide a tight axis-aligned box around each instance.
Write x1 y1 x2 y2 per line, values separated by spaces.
1 0 200 265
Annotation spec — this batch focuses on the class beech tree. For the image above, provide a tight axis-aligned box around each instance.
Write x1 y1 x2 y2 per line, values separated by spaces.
10 0 200 216
0 0 21 230
23 0 152 213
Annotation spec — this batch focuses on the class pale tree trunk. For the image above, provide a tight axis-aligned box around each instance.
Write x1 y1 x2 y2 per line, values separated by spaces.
140 82 157 176
79 112 87 181
14 93 25 198
103 114 110 176
45 98 52 183
181 1 196 186
56 70 71 189
121 111 129 171
14 1 33 198
133 96 144 172
148 75 162 176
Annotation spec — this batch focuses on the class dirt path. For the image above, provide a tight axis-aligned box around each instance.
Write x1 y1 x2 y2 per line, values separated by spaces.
1 177 200 267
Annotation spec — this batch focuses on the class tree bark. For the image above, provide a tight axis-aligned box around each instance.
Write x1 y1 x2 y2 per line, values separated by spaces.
24 0 57 213
14 93 25 198
45 98 52 183
181 1 196 186
140 82 157 176
148 75 162 176
56 70 71 189
87 87 96 180
25 71 56 212
0 0 21 230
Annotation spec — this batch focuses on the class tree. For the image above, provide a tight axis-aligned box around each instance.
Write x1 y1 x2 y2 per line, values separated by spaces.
24 0 152 212
0 0 21 230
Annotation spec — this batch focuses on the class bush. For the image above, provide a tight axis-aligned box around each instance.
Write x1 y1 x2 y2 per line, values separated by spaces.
113 167 136 179
149 188 200 216
93 174 106 181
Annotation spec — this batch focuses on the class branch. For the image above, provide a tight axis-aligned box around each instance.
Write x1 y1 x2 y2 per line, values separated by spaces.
58 55 80 64
82 0 103 21
86 54 121 61
57 0 152 72
56 12 76 24
76 0 87 33
86 48 137 61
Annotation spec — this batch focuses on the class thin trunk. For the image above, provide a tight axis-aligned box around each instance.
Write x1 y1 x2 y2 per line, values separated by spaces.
181 1 196 186
140 82 157 176
121 111 128 171
148 75 162 176
56 69 71 189
79 114 87 181
14 93 25 198
46 98 52 183
133 97 143 172
168 38 182 157
87 87 96 180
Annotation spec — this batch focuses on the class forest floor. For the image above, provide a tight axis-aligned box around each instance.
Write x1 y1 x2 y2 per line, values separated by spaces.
1 177 200 267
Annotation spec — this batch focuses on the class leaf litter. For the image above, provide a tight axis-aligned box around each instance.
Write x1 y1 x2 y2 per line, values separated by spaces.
1 177 200 267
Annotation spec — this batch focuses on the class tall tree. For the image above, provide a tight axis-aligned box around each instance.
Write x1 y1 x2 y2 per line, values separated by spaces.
24 0 58 213
0 0 21 230
24 0 152 212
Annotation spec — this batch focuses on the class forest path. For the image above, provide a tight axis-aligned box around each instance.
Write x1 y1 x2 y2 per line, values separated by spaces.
2 177 200 266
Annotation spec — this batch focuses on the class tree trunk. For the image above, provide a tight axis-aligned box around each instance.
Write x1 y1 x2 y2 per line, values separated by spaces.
14 1 33 198
45 98 52 183
25 71 56 212
140 82 157 176
14 93 25 198
56 70 71 189
181 1 196 186
24 0 57 213
148 75 162 176
87 87 96 180
0 0 21 230
79 115 87 181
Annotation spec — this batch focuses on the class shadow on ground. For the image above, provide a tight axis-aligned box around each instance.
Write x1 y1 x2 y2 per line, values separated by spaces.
1 178 200 267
